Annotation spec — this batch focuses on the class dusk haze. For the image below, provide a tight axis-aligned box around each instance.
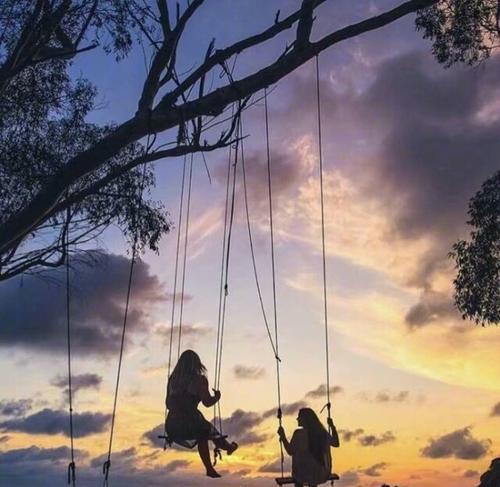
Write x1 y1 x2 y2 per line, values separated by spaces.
0 2 499 487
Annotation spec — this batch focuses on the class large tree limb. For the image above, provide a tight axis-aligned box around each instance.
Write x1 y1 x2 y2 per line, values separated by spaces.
0 0 438 256
153 0 437 128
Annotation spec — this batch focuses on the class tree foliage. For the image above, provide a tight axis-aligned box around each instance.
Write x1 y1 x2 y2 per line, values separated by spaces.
416 0 500 66
0 1 170 279
451 171 499 325
417 2 500 324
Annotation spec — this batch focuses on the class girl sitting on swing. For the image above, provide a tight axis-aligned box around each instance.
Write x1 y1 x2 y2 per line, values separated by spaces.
278 408 340 487
166 349 238 478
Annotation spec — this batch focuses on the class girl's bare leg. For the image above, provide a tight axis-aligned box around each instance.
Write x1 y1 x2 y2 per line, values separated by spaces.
198 439 220 477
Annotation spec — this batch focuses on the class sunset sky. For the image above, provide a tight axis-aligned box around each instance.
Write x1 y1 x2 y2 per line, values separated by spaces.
1 1 499 486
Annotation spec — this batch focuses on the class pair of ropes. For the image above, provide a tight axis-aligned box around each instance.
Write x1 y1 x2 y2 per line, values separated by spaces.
101 132 156 487
246 55 333 479
213 108 239 435
64 129 155 486
162 152 195 448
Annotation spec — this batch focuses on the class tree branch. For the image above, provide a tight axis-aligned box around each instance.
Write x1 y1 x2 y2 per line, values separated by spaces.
47 137 238 223
137 0 205 112
153 0 438 127
0 0 439 257
296 0 315 50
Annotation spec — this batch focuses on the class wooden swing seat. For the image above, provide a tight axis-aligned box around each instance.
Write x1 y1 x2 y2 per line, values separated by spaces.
275 473 339 485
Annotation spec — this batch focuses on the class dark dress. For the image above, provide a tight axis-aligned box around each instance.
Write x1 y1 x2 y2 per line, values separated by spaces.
165 376 221 449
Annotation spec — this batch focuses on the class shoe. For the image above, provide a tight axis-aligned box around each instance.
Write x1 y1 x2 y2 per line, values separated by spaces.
206 469 221 478
227 441 238 455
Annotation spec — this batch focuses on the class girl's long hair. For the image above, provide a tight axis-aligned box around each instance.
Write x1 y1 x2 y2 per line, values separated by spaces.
299 408 328 466
168 349 207 394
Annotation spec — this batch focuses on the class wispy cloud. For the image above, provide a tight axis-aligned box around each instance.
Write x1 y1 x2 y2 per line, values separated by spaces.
0 399 33 417
262 401 307 419
421 427 491 460
234 365 265 380
490 402 500 417
51 373 102 397
358 431 396 447
361 462 389 477
305 384 344 399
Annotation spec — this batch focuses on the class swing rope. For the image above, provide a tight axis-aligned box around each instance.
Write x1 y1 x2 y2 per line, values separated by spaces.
264 88 284 479
102 241 137 487
240 116 281 362
65 203 76 487
240 118 280 361
102 129 154 486
315 55 333 430
213 110 241 464
213 117 234 433
163 154 188 448
176 153 195 361
215 122 239 393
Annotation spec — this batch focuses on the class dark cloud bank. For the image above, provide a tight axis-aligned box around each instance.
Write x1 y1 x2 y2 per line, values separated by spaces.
279 50 500 329
0 251 165 355
359 53 500 327
0 408 111 438
0 445 252 487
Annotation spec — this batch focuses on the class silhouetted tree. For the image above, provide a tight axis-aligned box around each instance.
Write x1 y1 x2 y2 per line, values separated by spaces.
451 171 499 325
416 2 500 325
0 0 438 279
478 457 500 487
0 0 174 279
416 0 500 66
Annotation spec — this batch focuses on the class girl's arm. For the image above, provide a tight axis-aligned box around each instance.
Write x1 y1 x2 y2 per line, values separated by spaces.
277 427 294 455
327 418 340 447
198 376 220 407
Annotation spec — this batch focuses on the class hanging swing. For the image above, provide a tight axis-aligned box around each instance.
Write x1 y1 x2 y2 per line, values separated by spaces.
211 110 240 464
157 152 192 449
159 113 241 466
246 57 339 486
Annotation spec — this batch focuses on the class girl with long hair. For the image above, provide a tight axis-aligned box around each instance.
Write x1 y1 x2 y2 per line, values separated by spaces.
278 407 340 487
166 349 238 477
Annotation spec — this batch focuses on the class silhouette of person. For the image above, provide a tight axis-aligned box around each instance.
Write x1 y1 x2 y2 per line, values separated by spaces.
278 408 340 487
478 458 500 487
166 350 238 477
